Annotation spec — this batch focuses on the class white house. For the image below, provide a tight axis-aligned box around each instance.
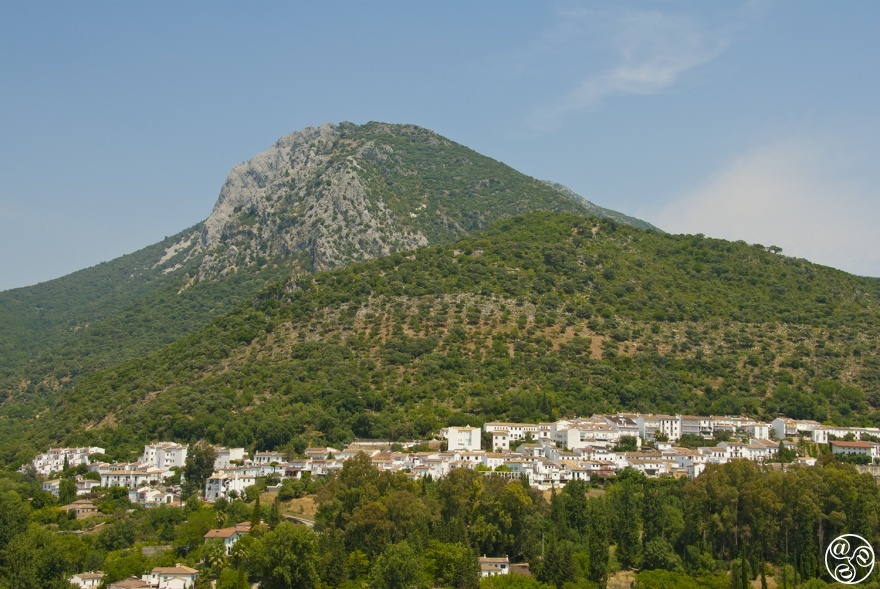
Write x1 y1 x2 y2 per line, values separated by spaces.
491 430 510 451
253 451 286 465
128 487 176 507
657 415 682 441
204 523 249 555
483 422 539 442
442 426 482 451
140 443 188 469
142 565 198 589
742 423 771 440
70 572 104 588
214 447 246 469
30 446 105 476
772 418 826 442
101 467 168 490
205 470 256 500
479 556 510 577
830 440 879 459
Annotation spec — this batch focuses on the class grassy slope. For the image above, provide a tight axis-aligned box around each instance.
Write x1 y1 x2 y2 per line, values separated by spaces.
8 212 879 463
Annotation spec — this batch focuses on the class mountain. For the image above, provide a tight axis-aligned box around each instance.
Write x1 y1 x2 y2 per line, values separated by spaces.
540 180 659 231
0 122 652 434
5 211 880 463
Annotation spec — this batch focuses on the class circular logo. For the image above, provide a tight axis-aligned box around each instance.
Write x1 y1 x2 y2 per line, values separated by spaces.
825 534 875 585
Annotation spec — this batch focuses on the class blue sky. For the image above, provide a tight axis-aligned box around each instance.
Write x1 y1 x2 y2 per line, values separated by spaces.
1 2 879 290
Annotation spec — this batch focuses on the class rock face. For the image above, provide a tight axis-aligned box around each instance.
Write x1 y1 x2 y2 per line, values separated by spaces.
159 121 650 282
191 122 429 278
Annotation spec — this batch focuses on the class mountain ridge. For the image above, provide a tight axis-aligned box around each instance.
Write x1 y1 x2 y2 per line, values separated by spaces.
0 121 654 430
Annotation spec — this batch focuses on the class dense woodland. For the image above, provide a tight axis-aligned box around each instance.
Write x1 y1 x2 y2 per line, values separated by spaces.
1 453 879 588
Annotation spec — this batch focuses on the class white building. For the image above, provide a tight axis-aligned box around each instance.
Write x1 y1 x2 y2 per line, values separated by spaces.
253 451 286 465
101 467 169 490
830 440 879 460
142 565 198 589
491 430 510 451
214 447 246 469
742 423 771 440
205 469 255 500
140 443 188 469
443 426 482 451
479 556 510 577
70 572 104 588
555 423 622 449
483 422 539 442
128 487 176 507
772 418 827 442
30 446 105 476
657 415 682 441
204 523 250 555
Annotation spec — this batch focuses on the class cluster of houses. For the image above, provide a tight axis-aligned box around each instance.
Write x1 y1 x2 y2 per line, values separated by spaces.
41 414 880 589
32 415 880 506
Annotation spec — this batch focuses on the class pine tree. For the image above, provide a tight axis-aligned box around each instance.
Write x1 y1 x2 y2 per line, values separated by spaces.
251 492 262 527
268 497 281 528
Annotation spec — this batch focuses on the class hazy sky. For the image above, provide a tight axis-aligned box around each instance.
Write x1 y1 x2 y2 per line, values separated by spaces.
2 2 879 290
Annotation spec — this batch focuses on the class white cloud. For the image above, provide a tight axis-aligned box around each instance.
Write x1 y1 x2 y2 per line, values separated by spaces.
529 10 727 129
649 140 880 278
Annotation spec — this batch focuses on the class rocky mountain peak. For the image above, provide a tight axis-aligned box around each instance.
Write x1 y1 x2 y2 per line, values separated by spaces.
159 121 650 282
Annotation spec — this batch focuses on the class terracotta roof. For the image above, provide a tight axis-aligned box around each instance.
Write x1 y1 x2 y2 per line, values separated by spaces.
830 440 875 448
108 578 151 589
204 527 240 539
152 565 198 575
72 572 105 580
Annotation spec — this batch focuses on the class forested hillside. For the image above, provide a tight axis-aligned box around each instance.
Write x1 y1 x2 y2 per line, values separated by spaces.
5 212 879 463
0 122 648 426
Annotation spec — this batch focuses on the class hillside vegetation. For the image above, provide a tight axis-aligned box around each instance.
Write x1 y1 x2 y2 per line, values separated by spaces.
5 212 879 463
1 122 649 415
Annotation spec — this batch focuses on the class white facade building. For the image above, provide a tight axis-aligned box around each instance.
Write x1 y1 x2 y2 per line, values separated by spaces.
443 426 482 451
141 443 188 469
205 469 255 500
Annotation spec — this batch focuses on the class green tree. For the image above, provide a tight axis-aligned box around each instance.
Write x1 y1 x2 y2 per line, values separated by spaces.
251 493 262 527
426 540 479 589
539 537 577 588
640 538 682 572
609 470 643 569
0 491 30 555
58 477 77 505
202 540 228 580
183 442 217 498
268 497 281 528
369 541 427 589
102 549 152 585
0 524 74 589
176 508 217 554
613 436 638 452
585 498 610 587
96 519 136 552
247 522 319 589
215 568 250 589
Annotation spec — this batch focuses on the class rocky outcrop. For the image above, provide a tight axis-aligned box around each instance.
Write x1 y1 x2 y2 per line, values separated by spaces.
157 121 653 283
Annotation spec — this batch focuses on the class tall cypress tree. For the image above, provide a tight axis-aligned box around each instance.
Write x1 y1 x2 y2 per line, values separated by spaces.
251 493 262 527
